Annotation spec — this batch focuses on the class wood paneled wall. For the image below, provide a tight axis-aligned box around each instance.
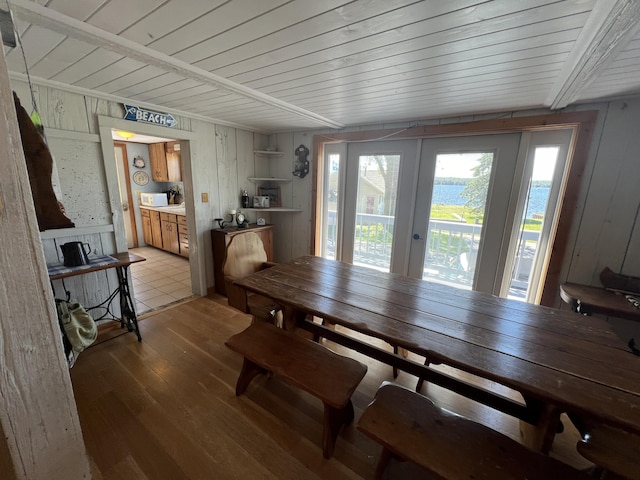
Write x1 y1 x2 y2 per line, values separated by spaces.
10 78 640 339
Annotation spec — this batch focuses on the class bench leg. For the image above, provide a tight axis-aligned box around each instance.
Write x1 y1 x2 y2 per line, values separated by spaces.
235 358 268 396
322 400 355 458
374 447 393 480
416 358 432 392
392 345 399 378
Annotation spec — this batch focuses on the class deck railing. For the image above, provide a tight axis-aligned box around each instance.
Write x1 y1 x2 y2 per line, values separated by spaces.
325 211 539 293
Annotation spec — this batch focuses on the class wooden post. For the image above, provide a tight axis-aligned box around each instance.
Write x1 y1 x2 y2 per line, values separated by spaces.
0 46 91 478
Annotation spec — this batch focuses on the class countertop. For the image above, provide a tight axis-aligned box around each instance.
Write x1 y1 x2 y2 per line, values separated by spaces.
140 205 186 216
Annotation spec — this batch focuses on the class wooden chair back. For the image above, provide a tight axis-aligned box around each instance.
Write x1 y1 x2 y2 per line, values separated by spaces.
223 232 267 279
223 232 279 318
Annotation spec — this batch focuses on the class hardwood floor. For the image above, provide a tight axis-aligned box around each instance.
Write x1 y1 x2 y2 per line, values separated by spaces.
71 294 592 479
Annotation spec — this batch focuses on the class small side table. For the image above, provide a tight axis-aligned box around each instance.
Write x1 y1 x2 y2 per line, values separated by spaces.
48 252 146 340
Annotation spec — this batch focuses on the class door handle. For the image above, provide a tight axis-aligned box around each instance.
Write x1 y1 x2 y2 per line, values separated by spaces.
413 233 424 240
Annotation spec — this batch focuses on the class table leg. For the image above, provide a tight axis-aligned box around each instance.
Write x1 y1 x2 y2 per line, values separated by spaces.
282 307 307 331
519 400 562 453
115 265 141 341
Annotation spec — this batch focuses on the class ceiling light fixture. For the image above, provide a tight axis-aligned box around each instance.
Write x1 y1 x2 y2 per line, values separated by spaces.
117 130 135 139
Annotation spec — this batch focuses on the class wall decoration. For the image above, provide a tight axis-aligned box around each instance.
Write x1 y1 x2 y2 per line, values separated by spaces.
132 155 145 168
133 171 149 186
123 104 177 128
293 144 309 178
257 186 281 208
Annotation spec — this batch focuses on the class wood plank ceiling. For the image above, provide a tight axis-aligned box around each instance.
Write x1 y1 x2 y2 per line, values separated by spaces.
2 0 640 132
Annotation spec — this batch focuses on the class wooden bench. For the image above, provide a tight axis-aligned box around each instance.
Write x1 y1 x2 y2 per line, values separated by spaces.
357 382 590 479
225 321 367 458
577 423 640 479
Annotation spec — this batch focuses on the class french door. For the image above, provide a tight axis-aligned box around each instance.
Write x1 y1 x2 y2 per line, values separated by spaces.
407 134 521 294
319 129 574 301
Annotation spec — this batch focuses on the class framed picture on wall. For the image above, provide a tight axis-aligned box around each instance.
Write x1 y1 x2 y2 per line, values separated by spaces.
257 186 281 208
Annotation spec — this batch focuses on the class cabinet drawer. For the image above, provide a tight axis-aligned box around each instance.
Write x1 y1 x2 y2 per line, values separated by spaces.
178 224 188 236
160 212 177 223
179 242 189 257
178 215 187 226
140 209 150 217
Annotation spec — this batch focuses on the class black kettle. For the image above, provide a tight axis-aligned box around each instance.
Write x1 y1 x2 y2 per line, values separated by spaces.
61 241 91 267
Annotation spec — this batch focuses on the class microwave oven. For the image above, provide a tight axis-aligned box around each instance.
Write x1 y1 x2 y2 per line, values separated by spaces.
140 193 168 207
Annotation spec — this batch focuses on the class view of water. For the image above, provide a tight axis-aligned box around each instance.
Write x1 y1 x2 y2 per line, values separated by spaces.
431 184 550 219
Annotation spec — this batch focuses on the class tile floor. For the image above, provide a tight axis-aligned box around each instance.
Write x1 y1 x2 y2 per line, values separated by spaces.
129 246 193 315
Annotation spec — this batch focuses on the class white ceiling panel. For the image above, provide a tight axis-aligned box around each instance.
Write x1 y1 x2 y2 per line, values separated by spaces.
3 0 640 132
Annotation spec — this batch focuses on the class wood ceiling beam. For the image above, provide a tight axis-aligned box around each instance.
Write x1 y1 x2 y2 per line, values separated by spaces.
546 0 640 109
9 0 345 129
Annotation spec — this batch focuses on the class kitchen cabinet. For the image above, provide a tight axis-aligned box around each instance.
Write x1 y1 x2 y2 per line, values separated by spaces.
165 141 182 182
141 209 153 245
161 212 180 255
151 210 162 247
141 207 186 255
149 141 182 182
211 224 273 295
141 208 162 248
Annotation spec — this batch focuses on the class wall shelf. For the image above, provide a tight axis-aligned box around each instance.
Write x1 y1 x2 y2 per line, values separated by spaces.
253 150 284 156
248 177 291 183
243 208 302 213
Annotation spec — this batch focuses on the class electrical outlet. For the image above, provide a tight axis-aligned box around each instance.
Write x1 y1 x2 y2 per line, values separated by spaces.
201 192 209 203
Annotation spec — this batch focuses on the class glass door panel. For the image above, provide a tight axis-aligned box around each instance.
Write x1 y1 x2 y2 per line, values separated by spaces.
335 140 418 273
408 134 522 295
352 154 401 272
502 129 574 302
320 143 347 260
422 152 494 289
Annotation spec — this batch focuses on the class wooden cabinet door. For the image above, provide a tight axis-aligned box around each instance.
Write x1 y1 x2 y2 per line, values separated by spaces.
159 213 179 254
142 215 153 246
150 210 162 247
166 141 182 182
162 220 180 254
149 143 168 181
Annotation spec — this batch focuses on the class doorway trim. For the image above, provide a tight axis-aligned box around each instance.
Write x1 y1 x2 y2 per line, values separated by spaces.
113 142 138 248
312 110 598 306
96 116 205 296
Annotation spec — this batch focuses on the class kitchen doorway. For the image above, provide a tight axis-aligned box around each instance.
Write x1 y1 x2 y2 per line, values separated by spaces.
110 129 194 314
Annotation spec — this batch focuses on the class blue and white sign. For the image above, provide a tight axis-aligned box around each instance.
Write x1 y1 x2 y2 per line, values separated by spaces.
123 104 177 128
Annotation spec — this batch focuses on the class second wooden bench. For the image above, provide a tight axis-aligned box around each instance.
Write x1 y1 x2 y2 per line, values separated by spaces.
225 321 367 458
357 382 590 479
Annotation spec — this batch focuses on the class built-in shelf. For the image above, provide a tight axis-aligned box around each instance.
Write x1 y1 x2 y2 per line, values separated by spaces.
243 208 302 213
253 150 284 156
248 177 291 183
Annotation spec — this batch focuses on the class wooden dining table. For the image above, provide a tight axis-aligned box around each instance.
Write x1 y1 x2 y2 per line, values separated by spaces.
234 255 640 456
